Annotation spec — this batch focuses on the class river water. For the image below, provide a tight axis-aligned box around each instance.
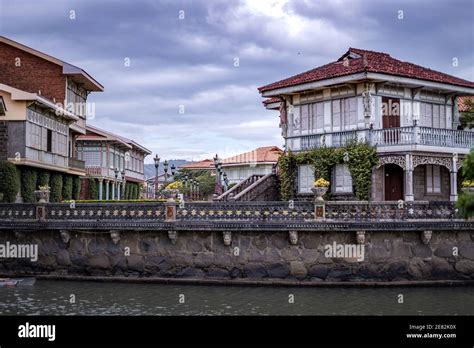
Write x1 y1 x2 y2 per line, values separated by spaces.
0 281 472 315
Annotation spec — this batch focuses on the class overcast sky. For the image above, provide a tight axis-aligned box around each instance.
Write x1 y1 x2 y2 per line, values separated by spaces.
0 0 473 162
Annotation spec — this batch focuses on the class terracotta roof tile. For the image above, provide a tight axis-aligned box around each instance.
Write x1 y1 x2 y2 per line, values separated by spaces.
258 48 474 92
222 146 282 165
180 159 214 169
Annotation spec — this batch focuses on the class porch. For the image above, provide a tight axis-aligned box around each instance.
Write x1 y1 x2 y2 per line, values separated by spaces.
372 153 461 202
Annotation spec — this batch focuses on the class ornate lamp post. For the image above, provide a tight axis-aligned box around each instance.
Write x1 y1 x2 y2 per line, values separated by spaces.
171 164 176 176
114 167 119 200
154 154 160 199
213 154 223 197
121 169 126 199
163 160 169 187
223 172 229 191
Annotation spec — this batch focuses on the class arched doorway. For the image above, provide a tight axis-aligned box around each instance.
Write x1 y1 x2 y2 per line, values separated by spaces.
384 164 404 201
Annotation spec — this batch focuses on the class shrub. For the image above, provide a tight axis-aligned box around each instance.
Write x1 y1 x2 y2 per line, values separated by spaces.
62 175 73 201
37 171 50 188
72 176 81 200
0 161 20 202
20 167 38 203
49 173 63 202
88 178 98 200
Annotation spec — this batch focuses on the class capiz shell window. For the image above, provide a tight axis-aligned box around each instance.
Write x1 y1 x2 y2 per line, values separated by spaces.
298 164 315 193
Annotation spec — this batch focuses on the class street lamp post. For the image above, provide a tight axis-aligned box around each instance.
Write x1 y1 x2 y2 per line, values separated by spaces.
196 182 200 200
154 154 160 199
223 172 228 191
163 160 169 187
121 169 126 200
114 167 119 200
213 154 223 197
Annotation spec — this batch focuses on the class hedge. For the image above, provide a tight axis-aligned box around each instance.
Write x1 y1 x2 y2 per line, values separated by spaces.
62 175 73 201
0 161 20 202
72 176 81 200
20 167 38 203
49 173 63 202
88 178 98 200
37 171 50 187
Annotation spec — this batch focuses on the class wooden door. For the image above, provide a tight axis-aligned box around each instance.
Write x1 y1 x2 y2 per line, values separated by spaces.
384 164 403 201
382 97 400 143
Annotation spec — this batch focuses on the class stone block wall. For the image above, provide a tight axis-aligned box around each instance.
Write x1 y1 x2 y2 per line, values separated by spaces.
1 229 473 283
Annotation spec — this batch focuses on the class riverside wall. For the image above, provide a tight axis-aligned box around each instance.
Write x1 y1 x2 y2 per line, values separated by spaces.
1 229 473 283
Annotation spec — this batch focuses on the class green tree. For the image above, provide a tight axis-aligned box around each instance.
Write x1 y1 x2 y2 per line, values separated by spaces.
459 98 474 129
20 167 38 203
62 175 73 201
37 171 50 187
49 173 63 202
457 149 474 218
72 176 81 200
0 161 20 202
88 178 98 200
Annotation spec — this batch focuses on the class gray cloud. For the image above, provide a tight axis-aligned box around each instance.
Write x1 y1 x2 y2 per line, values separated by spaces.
0 0 472 161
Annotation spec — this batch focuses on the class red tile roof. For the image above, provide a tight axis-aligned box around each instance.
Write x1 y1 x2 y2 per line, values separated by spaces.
458 96 474 112
180 159 214 170
222 146 282 165
262 97 281 105
258 48 474 92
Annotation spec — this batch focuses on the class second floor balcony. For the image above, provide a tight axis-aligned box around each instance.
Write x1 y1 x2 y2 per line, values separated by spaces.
290 126 474 154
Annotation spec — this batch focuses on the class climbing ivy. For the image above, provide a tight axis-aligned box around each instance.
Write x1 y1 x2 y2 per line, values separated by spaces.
277 149 297 200
278 141 378 201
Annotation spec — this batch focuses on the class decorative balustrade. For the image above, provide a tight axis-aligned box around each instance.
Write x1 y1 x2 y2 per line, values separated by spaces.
295 127 474 150
0 200 460 224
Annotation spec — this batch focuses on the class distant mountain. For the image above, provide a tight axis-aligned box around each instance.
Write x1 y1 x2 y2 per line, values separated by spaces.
144 160 190 178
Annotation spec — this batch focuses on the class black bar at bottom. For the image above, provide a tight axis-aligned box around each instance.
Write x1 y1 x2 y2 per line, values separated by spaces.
0 315 472 346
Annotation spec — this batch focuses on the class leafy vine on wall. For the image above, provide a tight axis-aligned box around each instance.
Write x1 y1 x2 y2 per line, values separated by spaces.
278 141 378 200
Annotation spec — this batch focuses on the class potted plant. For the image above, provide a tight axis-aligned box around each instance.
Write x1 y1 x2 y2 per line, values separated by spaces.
311 178 330 201
34 185 50 203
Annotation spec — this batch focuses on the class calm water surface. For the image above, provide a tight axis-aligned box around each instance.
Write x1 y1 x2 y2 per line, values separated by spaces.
0 280 472 315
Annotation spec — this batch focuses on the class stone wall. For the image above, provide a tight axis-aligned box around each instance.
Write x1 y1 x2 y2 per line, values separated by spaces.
1 229 473 283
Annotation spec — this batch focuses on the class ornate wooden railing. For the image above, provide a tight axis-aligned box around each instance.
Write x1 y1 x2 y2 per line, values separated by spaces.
295 126 474 151
217 174 264 201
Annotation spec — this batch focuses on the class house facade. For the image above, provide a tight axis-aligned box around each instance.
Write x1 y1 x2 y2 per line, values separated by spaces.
76 125 151 200
0 36 103 201
222 146 282 185
259 48 474 201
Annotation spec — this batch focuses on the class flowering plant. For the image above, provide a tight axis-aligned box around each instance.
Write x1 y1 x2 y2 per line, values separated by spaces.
314 178 330 187
166 181 183 190
462 180 474 188
38 185 50 191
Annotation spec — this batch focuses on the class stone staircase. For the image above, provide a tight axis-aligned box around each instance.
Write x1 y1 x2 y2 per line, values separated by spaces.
217 173 279 201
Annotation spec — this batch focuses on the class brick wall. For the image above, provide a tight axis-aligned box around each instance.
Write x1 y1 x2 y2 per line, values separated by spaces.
0 42 66 103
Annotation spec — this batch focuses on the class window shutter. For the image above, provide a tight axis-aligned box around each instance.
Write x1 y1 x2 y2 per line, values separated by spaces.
332 101 341 129
440 106 446 129
433 105 440 128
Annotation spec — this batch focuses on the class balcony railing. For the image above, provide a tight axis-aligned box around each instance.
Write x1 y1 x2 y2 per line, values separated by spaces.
68 157 86 170
295 126 474 151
